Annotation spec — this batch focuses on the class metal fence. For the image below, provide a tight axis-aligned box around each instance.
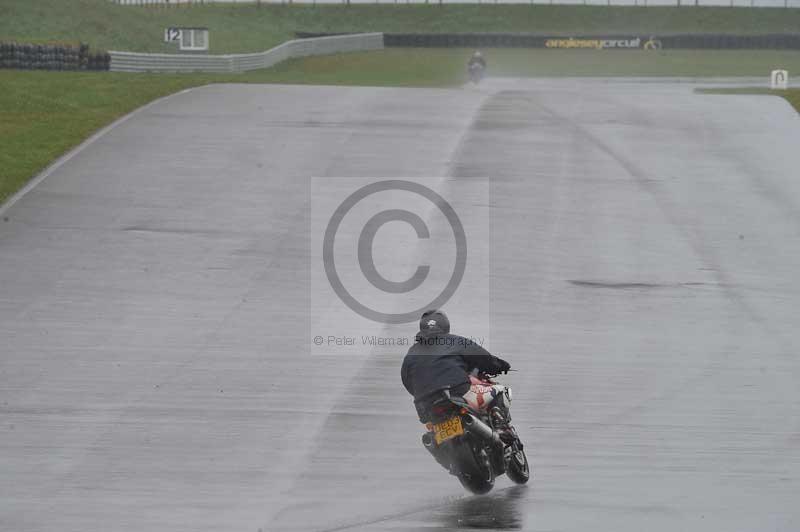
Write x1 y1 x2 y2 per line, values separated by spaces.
109 32 384 72
110 0 800 7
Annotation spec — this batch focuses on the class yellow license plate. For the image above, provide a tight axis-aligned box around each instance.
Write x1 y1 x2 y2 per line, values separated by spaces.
433 416 464 444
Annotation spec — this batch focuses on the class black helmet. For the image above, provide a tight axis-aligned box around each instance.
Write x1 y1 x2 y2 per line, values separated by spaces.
418 309 450 337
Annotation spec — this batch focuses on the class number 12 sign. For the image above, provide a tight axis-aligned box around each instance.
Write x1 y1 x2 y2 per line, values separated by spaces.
164 28 181 43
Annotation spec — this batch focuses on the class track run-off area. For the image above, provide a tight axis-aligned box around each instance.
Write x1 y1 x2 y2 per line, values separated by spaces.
1 78 799 532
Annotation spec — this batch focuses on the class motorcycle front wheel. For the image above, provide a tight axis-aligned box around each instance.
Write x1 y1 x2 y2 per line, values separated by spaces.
506 445 530 485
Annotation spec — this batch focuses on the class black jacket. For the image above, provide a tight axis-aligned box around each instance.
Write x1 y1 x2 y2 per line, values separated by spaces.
401 333 508 401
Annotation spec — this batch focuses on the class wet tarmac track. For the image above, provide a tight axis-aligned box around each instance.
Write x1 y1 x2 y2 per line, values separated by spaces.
1 79 799 531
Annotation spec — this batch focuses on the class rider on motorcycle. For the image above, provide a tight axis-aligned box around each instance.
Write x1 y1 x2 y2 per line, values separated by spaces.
401 309 515 440
467 50 486 70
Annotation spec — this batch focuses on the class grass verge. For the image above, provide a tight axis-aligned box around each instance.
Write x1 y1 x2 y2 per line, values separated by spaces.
3 48 799 205
697 87 800 113
3 0 800 53
1 71 208 205
0 51 457 205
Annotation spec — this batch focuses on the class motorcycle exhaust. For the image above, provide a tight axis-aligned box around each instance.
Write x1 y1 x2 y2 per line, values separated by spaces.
462 413 507 474
461 413 497 443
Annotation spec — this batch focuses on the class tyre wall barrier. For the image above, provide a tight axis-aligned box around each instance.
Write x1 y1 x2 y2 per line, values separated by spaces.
108 33 383 73
0 42 110 71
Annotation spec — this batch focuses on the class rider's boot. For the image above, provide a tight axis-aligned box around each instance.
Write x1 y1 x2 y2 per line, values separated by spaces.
491 393 521 446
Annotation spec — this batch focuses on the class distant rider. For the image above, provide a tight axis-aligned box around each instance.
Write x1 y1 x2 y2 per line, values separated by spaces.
401 309 515 441
467 50 486 70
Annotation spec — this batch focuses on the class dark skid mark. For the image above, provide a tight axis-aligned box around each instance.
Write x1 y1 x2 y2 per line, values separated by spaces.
570 280 664 289
123 225 202 235
255 119 455 131
121 225 247 238
569 280 716 290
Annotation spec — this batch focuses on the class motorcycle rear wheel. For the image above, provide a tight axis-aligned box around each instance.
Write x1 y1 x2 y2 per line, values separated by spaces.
454 440 495 494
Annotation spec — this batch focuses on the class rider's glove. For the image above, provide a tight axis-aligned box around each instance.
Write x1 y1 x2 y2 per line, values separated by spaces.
498 360 511 374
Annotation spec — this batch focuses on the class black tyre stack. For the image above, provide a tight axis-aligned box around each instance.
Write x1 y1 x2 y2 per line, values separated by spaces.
86 51 112 71
65 45 80 70
0 42 9 69
79 42 90 70
0 41 110 71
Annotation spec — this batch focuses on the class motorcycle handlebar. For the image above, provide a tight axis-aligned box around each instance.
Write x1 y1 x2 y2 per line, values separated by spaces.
471 368 514 379
480 370 507 378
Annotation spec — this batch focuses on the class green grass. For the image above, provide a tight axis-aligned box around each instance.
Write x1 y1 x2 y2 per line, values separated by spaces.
783 88 800 111
0 50 460 207
3 48 799 205
3 0 800 53
0 71 213 204
698 86 800 113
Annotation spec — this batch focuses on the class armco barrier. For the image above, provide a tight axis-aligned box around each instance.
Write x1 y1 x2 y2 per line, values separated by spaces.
109 33 383 73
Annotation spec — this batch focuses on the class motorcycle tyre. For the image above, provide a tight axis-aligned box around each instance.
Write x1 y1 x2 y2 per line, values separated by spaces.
453 439 495 495
506 444 530 485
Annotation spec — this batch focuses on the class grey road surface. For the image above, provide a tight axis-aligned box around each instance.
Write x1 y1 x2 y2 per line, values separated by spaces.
1 79 799 532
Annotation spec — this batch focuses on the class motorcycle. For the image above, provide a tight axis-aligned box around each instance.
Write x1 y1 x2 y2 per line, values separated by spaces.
415 371 530 494
468 62 485 84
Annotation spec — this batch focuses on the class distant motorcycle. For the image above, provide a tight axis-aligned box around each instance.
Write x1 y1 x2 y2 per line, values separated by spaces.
468 62 485 84
416 371 530 494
